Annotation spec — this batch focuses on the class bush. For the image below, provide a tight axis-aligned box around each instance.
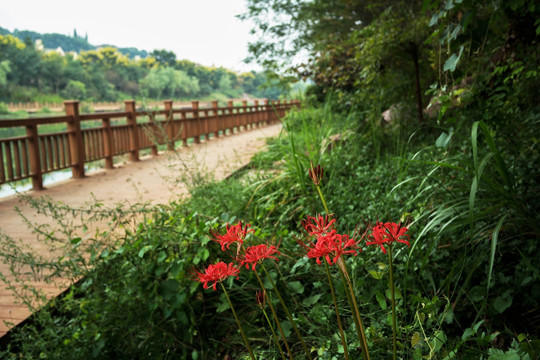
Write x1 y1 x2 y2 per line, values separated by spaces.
0 102 8 114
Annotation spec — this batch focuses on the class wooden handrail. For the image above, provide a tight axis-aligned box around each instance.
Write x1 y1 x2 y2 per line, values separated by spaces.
0 99 299 190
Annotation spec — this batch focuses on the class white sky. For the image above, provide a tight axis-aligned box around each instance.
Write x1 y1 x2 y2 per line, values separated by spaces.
0 0 260 73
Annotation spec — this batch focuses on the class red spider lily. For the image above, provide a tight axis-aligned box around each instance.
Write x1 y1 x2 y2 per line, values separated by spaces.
304 232 361 265
309 162 324 185
193 262 240 291
256 290 266 309
241 244 280 271
211 221 253 251
366 222 410 254
301 214 336 237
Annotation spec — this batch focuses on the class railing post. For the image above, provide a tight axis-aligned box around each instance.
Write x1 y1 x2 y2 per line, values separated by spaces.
25 124 43 190
228 100 236 133
212 100 220 138
203 109 210 141
192 101 201 144
64 100 85 178
241 100 249 130
254 100 260 127
124 100 139 162
164 100 174 151
264 99 271 125
101 117 114 169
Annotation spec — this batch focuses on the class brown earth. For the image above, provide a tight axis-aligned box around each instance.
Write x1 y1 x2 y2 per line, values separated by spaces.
0 123 283 337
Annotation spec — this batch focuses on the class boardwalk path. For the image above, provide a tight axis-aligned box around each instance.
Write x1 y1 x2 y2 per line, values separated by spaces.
0 123 283 337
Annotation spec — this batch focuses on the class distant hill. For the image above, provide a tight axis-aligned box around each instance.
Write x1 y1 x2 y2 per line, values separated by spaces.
0 27 148 59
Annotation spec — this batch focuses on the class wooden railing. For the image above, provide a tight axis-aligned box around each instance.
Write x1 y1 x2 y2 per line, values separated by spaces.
0 99 298 191
5 99 269 113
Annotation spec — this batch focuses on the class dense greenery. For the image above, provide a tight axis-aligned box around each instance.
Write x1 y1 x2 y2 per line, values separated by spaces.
0 0 538 358
1 88 538 357
0 28 288 103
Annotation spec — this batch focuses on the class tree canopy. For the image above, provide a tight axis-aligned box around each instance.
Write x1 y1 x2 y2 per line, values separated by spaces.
241 0 539 122
0 30 290 103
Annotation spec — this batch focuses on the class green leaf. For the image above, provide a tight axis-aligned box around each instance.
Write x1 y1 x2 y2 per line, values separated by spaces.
199 248 210 262
280 320 292 338
70 237 82 245
376 291 387 309
430 330 447 353
386 287 403 300
138 245 152 258
411 332 421 347
436 131 453 148
473 320 485 334
369 270 384 280
443 46 464 72
493 291 513 314
160 279 179 298
287 281 305 294
303 294 322 306
487 215 507 294
157 251 167 263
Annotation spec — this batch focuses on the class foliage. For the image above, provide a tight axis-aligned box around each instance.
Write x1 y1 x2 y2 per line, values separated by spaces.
1 91 539 358
0 28 291 103
0 0 538 357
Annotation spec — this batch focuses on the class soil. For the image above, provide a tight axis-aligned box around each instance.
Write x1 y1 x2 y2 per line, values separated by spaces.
0 123 283 337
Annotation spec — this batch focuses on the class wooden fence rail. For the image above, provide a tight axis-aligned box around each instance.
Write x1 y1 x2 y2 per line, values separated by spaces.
0 99 298 191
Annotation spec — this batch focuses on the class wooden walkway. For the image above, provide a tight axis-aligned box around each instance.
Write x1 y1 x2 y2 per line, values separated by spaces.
0 123 282 337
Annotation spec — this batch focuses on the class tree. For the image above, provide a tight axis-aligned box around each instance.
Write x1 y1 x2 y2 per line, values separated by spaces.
140 67 199 99
61 80 86 99
151 49 177 67
40 52 66 92
0 60 11 87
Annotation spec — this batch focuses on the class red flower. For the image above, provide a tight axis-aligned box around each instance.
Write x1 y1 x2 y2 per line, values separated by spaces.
332 233 361 260
305 232 361 265
308 162 324 185
306 233 335 265
256 290 266 309
212 221 253 251
194 262 240 290
241 244 280 271
301 214 336 237
366 222 410 254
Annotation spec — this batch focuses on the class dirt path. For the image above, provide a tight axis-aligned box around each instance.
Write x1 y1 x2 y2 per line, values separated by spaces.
0 123 283 337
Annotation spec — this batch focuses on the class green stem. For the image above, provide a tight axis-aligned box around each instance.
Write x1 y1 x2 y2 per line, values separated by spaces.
388 246 397 360
338 267 363 347
261 263 313 360
220 282 256 360
339 259 370 360
261 307 288 360
325 262 350 360
254 270 294 360
316 185 330 215
316 177 368 358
